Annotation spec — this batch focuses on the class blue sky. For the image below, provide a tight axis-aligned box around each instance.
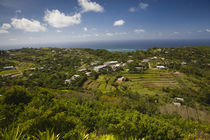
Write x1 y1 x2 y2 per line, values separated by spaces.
0 0 210 46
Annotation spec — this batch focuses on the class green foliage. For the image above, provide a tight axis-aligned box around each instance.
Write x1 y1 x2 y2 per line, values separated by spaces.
0 126 25 140
0 47 209 139
34 129 60 140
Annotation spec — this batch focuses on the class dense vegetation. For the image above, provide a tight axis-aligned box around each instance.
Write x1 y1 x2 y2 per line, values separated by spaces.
0 46 209 139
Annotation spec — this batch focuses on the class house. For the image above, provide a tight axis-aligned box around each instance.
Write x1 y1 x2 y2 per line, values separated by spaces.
142 59 149 63
78 68 87 72
135 67 143 70
161 57 165 60
111 63 121 71
151 56 158 60
3 66 15 70
181 62 187 65
173 102 181 107
94 65 107 72
64 79 71 84
65 75 80 84
91 61 99 66
127 60 134 63
156 66 166 70
40 67 44 70
122 63 127 66
85 72 92 76
2 74 12 78
104 61 118 66
30 68 36 71
117 76 125 82
71 75 80 80
175 97 184 102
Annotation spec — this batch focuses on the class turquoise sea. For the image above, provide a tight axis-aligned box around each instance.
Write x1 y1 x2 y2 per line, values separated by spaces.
1 39 210 51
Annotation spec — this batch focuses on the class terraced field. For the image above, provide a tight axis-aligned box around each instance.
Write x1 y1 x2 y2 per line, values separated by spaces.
123 69 180 90
83 69 180 94
82 75 116 93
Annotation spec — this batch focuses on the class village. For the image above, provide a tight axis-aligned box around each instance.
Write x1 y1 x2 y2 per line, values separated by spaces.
0 46 210 139
0 48 192 110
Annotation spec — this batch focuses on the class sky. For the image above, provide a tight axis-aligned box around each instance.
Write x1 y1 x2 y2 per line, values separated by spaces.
0 0 210 46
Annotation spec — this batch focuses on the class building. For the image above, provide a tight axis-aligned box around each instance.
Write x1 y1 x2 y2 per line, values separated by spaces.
175 97 184 102
117 76 125 82
85 72 92 76
127 60 134 63
71 75 80 80
173 102 181 107
94 65 107 72
111 63 121 71
181 62 187 65
65 75 80 84
91 61 99 66
64 79 71 84
104 61 118 66
156 66 166 70
122 63 127 66
142 59 149 63
135 67 143 70
3 66 15 70
151 56 158 60
78 68 87 72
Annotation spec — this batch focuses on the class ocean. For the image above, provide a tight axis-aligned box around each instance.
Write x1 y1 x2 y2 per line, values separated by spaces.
1 39 210 51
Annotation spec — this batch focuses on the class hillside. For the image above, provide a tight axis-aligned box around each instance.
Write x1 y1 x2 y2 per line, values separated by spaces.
0 46 210 139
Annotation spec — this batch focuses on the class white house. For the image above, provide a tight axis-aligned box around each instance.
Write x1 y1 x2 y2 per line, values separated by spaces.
173 102 181 107
117 76 125 82
135 67 143 70
122 63 127 66
65 75 80 84
3 66 15 70
65 79 71 84
127 60 134 63
94 65 107 72
85 72 92 76
104 61 118 66
91 61 99 66
156 66 166 70
175 97 184 102
71 75 80 80
181 62 187 65
78 68 87 72
142 59 150 63
111 63 121 71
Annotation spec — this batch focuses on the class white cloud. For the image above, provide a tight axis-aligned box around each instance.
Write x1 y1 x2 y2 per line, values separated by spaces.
11 18 46 32
113 20 125 26
206 29 210 32
1 23 11 30
44 9 81 28
0 23 11 34
174 32 179 34
83 27 88 31
0 30 9 33
16 10 21 14
106 33 113 36
105 32 127 36
56 30 62 33
139 2 149 10
129 7 136 12
78 0 104 13
134 29 145 33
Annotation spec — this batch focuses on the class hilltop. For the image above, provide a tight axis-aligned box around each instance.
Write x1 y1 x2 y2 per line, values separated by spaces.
0 46 210 139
